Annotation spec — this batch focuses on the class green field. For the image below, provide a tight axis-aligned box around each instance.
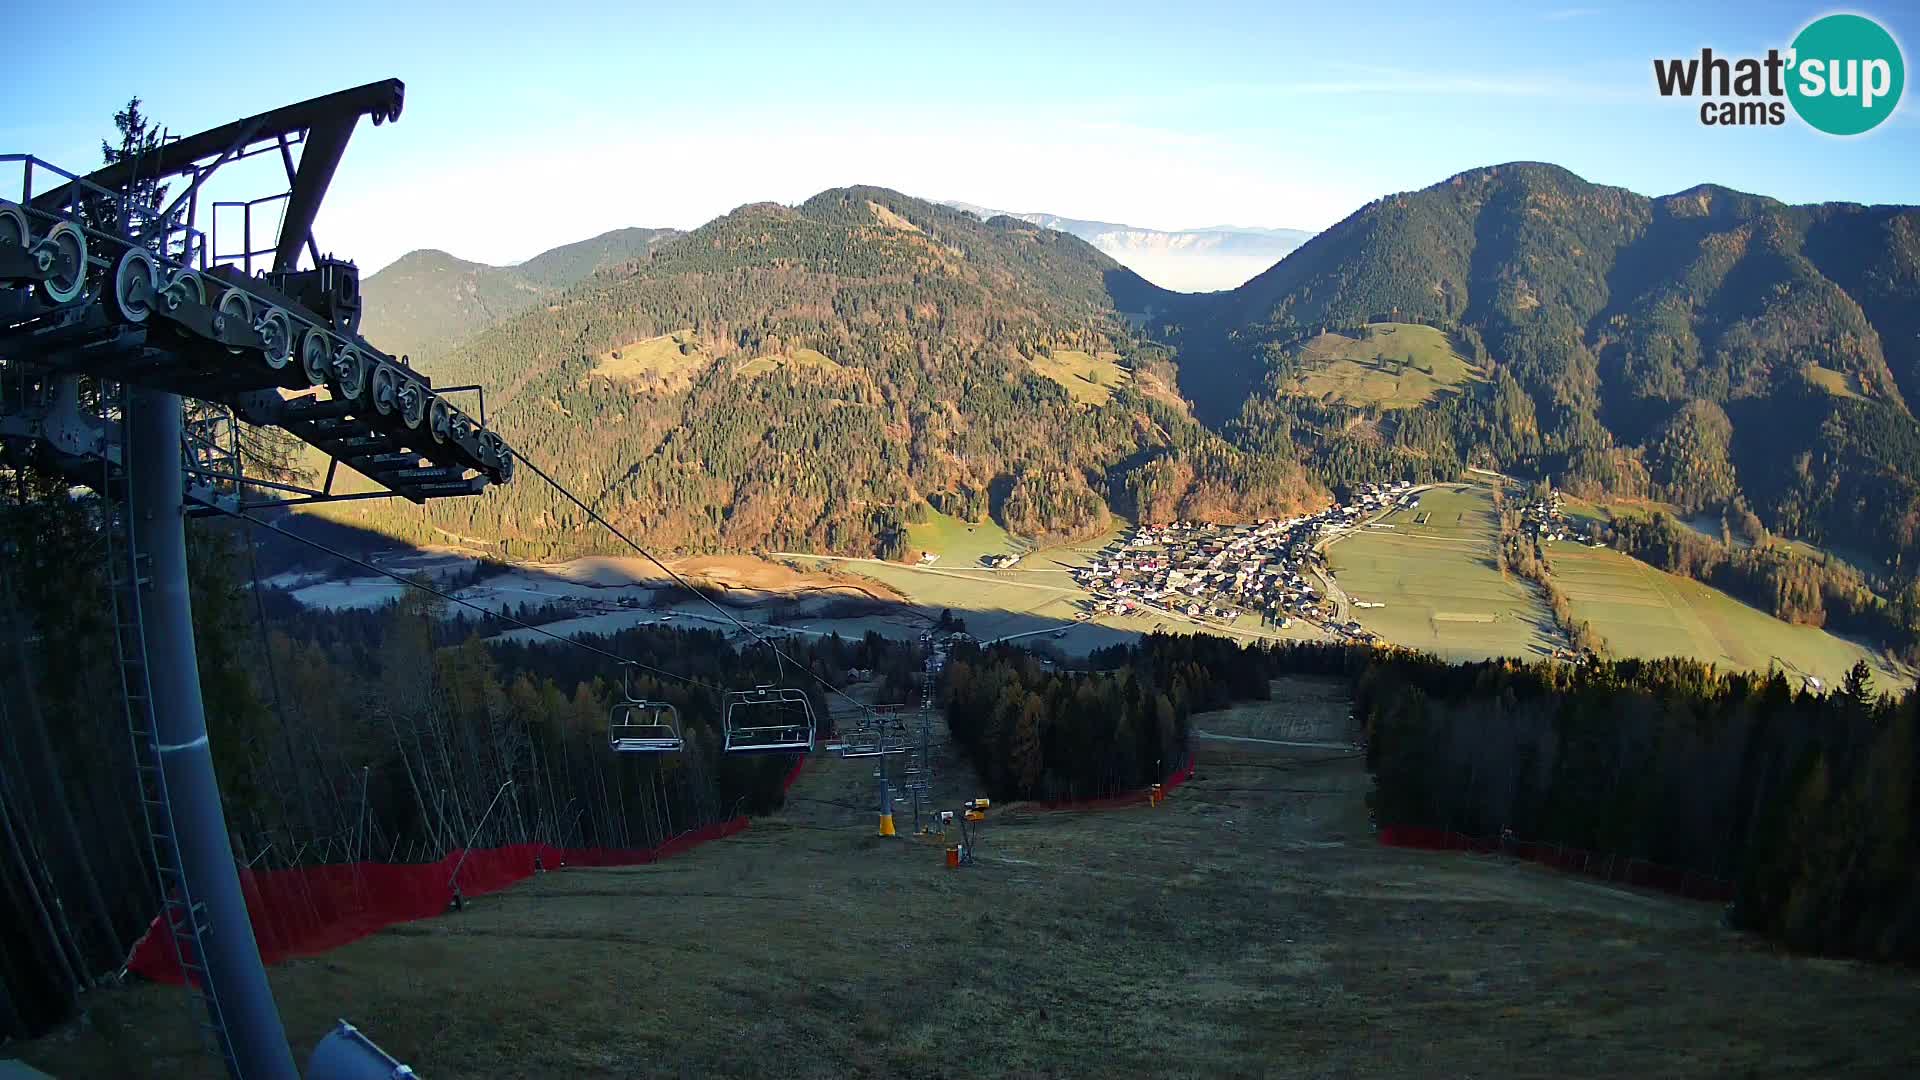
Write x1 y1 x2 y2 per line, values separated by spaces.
1802 363 1866 400
594 329 710 387
1285 323 1482 410
1326 486 1558 661
1027 348 1129 406
735 347 847 379
829 558 1092 639
905 509 1024 566
1548 542 1904 688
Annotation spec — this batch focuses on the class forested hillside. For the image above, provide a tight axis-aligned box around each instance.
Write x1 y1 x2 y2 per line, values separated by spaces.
329 187 1315 558
358 226 682 364
1168 163 1920 583
336 166 1920 625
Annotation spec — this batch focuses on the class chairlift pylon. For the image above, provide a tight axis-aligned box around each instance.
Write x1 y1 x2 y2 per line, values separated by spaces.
609 662 683 753
723 684 815 753
837 704 908 759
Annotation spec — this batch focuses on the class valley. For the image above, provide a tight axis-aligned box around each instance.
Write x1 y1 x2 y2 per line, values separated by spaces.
272 474 1910 693
315 169 1920 679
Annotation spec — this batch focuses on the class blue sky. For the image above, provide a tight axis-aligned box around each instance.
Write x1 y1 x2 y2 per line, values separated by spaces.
4 0 1915 273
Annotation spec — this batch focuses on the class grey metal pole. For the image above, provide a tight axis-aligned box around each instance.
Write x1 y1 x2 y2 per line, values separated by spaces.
130 387 298 1080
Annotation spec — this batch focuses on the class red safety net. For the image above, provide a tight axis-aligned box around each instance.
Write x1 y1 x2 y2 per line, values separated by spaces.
1377 824 1735 903
126 818 751 985
781 754 808 792
1034 760 1195 812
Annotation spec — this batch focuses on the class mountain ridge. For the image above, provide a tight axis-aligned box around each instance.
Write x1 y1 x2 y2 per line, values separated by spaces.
1174 160 1920 577
328 185 1314 558
358 225 683 363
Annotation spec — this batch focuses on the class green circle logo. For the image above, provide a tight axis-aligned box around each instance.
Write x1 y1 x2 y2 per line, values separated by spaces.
1788 14 1905 135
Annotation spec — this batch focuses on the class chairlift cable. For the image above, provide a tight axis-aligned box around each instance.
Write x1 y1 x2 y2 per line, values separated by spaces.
205 505 720 693
508 449 869 715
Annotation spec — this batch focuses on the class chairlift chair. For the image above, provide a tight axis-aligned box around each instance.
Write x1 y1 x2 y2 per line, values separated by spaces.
609 700 684 753
838 705 909 759
839 723 885 758
723 684 816 753
608 663 684 753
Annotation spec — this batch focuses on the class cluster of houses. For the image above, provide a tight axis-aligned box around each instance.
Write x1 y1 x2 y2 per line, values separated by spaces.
1518 488 1600 545
1069 482 1422 637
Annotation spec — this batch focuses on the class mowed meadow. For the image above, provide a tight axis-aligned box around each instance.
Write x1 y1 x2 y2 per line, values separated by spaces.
1327 483 1906 686
1547 542 1903 689
1284 322 1483 410
1326 485 1558 661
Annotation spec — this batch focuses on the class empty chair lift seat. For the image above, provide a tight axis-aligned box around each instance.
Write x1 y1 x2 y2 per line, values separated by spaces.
723 685 816 753
609 700 684 753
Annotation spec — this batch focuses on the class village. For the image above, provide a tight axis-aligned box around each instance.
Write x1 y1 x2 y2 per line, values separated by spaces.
1067 481 1426 642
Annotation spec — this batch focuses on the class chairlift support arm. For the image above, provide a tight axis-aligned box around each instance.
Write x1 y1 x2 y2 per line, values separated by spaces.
30 79 404 272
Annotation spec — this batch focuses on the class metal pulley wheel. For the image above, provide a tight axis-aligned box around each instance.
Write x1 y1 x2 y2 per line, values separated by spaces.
482 431 513 481
36 221 88 304
332 345 369 401
111 247 159 323
428 397 453 444
257 307 295 370
397 382 429 431
369 362 400 416
217 287 253 352
162 268 205 310
301 327 333 386
0 202 28 252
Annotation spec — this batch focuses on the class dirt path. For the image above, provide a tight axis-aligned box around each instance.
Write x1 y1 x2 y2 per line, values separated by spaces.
19 679 1920 1078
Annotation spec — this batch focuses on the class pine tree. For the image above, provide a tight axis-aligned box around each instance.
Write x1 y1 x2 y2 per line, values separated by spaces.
1010 692 1044 797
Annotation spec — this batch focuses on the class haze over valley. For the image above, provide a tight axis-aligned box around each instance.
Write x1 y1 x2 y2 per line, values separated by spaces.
939 201 1313 291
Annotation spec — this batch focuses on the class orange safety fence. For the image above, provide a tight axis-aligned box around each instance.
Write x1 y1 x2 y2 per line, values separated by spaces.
127 819 751 985
1376 824 1735 903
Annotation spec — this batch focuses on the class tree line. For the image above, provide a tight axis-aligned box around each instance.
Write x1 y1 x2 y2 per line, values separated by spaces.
940 642 1195 801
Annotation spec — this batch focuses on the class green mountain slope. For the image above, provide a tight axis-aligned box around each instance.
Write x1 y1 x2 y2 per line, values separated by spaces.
1171 162 1920 576
358 226 682 363
321 187 1312 557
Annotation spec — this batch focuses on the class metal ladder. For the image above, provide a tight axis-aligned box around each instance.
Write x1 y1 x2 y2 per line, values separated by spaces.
102 400 241 1077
